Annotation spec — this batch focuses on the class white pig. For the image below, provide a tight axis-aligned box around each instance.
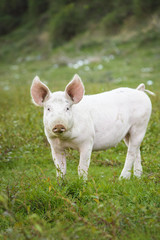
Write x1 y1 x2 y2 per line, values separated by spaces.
31 74 154 180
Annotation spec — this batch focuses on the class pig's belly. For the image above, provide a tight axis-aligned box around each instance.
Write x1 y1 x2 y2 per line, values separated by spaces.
93 126 129 150
92 113 130 151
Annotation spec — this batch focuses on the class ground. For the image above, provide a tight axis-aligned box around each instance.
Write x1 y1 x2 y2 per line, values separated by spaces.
0 20 160 239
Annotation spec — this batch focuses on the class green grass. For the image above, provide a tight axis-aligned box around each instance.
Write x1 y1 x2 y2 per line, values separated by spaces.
0 24 160 239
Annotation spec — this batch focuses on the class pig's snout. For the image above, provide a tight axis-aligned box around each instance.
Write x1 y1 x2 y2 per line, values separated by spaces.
52 124 66 133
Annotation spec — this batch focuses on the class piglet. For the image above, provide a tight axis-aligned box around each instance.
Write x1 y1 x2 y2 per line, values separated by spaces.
31 74 154 180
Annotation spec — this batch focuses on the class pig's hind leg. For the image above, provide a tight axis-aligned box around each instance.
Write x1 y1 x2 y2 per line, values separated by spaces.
120 125 147 179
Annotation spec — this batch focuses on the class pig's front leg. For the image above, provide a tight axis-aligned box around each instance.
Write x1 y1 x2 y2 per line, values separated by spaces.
51 148 66 178
78 142 93 180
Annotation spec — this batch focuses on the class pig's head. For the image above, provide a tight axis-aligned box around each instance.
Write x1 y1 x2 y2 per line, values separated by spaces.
31 74 85 138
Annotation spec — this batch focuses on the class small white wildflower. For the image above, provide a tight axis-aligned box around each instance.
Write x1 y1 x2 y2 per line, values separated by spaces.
84 66 90 71
76 60 84 67
25 56 34 62
3 86 10 91
84 59 90 65
97 64 103 70
147 80 153 86
53 64 59 69
73 63 79 69
115 78 122 83
141 67 153 73
109 54 115 60
11 65 18 70
14 74 19 79
67 63 73 68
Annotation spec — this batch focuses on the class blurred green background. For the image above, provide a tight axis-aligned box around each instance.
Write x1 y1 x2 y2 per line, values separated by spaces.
0 0 160 45
0 1 160 240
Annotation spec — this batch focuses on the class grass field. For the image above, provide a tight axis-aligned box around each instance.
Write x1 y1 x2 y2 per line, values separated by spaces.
0 22 160 239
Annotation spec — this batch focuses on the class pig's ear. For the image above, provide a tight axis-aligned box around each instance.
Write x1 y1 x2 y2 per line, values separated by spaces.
65 74 85 104
31 76 51 106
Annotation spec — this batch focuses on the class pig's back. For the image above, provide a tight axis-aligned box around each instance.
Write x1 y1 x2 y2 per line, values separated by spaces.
76 87 151 150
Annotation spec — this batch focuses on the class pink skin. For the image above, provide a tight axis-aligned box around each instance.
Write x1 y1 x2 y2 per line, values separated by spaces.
31 74 153 180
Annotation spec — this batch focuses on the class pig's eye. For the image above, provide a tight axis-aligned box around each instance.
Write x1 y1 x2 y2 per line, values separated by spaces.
47 107 50 111
66 107 69 111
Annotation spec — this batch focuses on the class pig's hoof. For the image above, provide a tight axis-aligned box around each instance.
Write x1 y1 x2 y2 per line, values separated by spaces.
134 169 142 178
119 171 131 180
